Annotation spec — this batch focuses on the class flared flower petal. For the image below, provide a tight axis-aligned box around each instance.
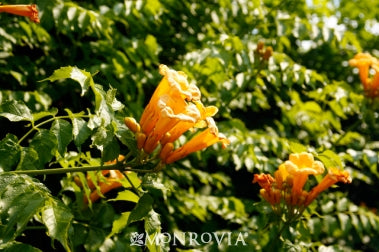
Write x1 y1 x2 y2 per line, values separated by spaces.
349 53 376 89
0 4 40 23
253 173 275 191
349 53 379 98
164 127 230 164
305 168 351 206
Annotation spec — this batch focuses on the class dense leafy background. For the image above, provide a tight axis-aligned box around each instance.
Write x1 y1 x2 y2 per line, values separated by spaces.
1 0 379 251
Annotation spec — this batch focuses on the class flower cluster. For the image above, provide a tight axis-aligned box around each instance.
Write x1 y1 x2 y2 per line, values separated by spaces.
349 52 379 98
0 4 40 23
253 152 351 221
124 64 229 164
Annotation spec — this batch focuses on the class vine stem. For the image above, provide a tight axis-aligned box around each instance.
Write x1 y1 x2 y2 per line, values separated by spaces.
7 163 158 176
17 114 91 145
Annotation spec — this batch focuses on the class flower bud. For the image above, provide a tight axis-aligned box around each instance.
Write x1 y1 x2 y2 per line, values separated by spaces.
136 132 146 150
124 117 140 133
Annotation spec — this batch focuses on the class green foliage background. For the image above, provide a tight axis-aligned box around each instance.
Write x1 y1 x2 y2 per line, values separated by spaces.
1 0 379 251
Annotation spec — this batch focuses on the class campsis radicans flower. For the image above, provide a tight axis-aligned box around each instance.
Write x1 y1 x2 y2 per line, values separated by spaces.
124 64 229 164
253 152 351 220
349 53 379 98
0 4 40 23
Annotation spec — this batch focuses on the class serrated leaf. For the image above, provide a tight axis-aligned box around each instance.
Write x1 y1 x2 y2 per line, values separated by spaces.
0 100 33 122
317 150 343 169
91 125 118 161
50 119 73 157
0 241 42 252
128 194 154 225
102 137 120 162
106 87 124 111
30 129 57 166
0 134 21 172
65 109 92 147
0 174 50 243
42 66 93 96
32 108 58 122
93 84 113 126
16 147 40 171
144 210 161 235
41 199 73 252
288 141 307 153
108 211 131 237
121 172 141 188
109 190 140 203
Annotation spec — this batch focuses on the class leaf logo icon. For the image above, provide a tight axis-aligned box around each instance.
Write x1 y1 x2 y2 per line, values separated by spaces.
130 232 145 246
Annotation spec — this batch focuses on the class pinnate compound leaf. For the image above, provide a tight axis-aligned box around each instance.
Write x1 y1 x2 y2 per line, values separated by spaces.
0 134 21 172
50 119 73 157
41 199 73 252
42 66 93 96
317 150 344 169
30 129 57 167
0 174 50 243
0 100 33 122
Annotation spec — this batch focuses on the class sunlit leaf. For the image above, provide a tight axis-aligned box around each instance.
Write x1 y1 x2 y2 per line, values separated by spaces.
41 199 73 252
0 100 33 122
0 134 21 172
50 119 73 157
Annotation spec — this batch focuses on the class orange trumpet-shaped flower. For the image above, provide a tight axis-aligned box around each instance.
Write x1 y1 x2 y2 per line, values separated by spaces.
124 64 229 164
0 4 40 23
253 152 351 221
284 152 324 205
163 121 230 164
349 52 379 98
305 167 351 206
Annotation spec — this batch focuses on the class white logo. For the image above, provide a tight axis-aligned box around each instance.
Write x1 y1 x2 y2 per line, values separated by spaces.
130 232 145 246
130 231 247 247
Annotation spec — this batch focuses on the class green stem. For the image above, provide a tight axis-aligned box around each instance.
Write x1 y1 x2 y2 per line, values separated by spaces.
17 115 90 145
6 163 158 176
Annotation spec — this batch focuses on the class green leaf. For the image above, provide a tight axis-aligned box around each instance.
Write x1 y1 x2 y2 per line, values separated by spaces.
65 110 92 147
0 174 49 243
0 242 42 252
0 134 21 172
0 100 33 122
109 190 140 203
317 150 344 169
108 211 131 237
128 194 154 225
50 119 73 157
288 141 307 153
16 147 40 171
31 108 58 122
91 125 119 161
41 199 73 252
106 87 124 111
30 129 57 166
42 66 93 96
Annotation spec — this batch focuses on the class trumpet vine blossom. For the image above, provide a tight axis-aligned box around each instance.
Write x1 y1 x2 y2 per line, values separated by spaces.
0 4 40 23
124 64 229 164
253 152 351 222
349 52 379 98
